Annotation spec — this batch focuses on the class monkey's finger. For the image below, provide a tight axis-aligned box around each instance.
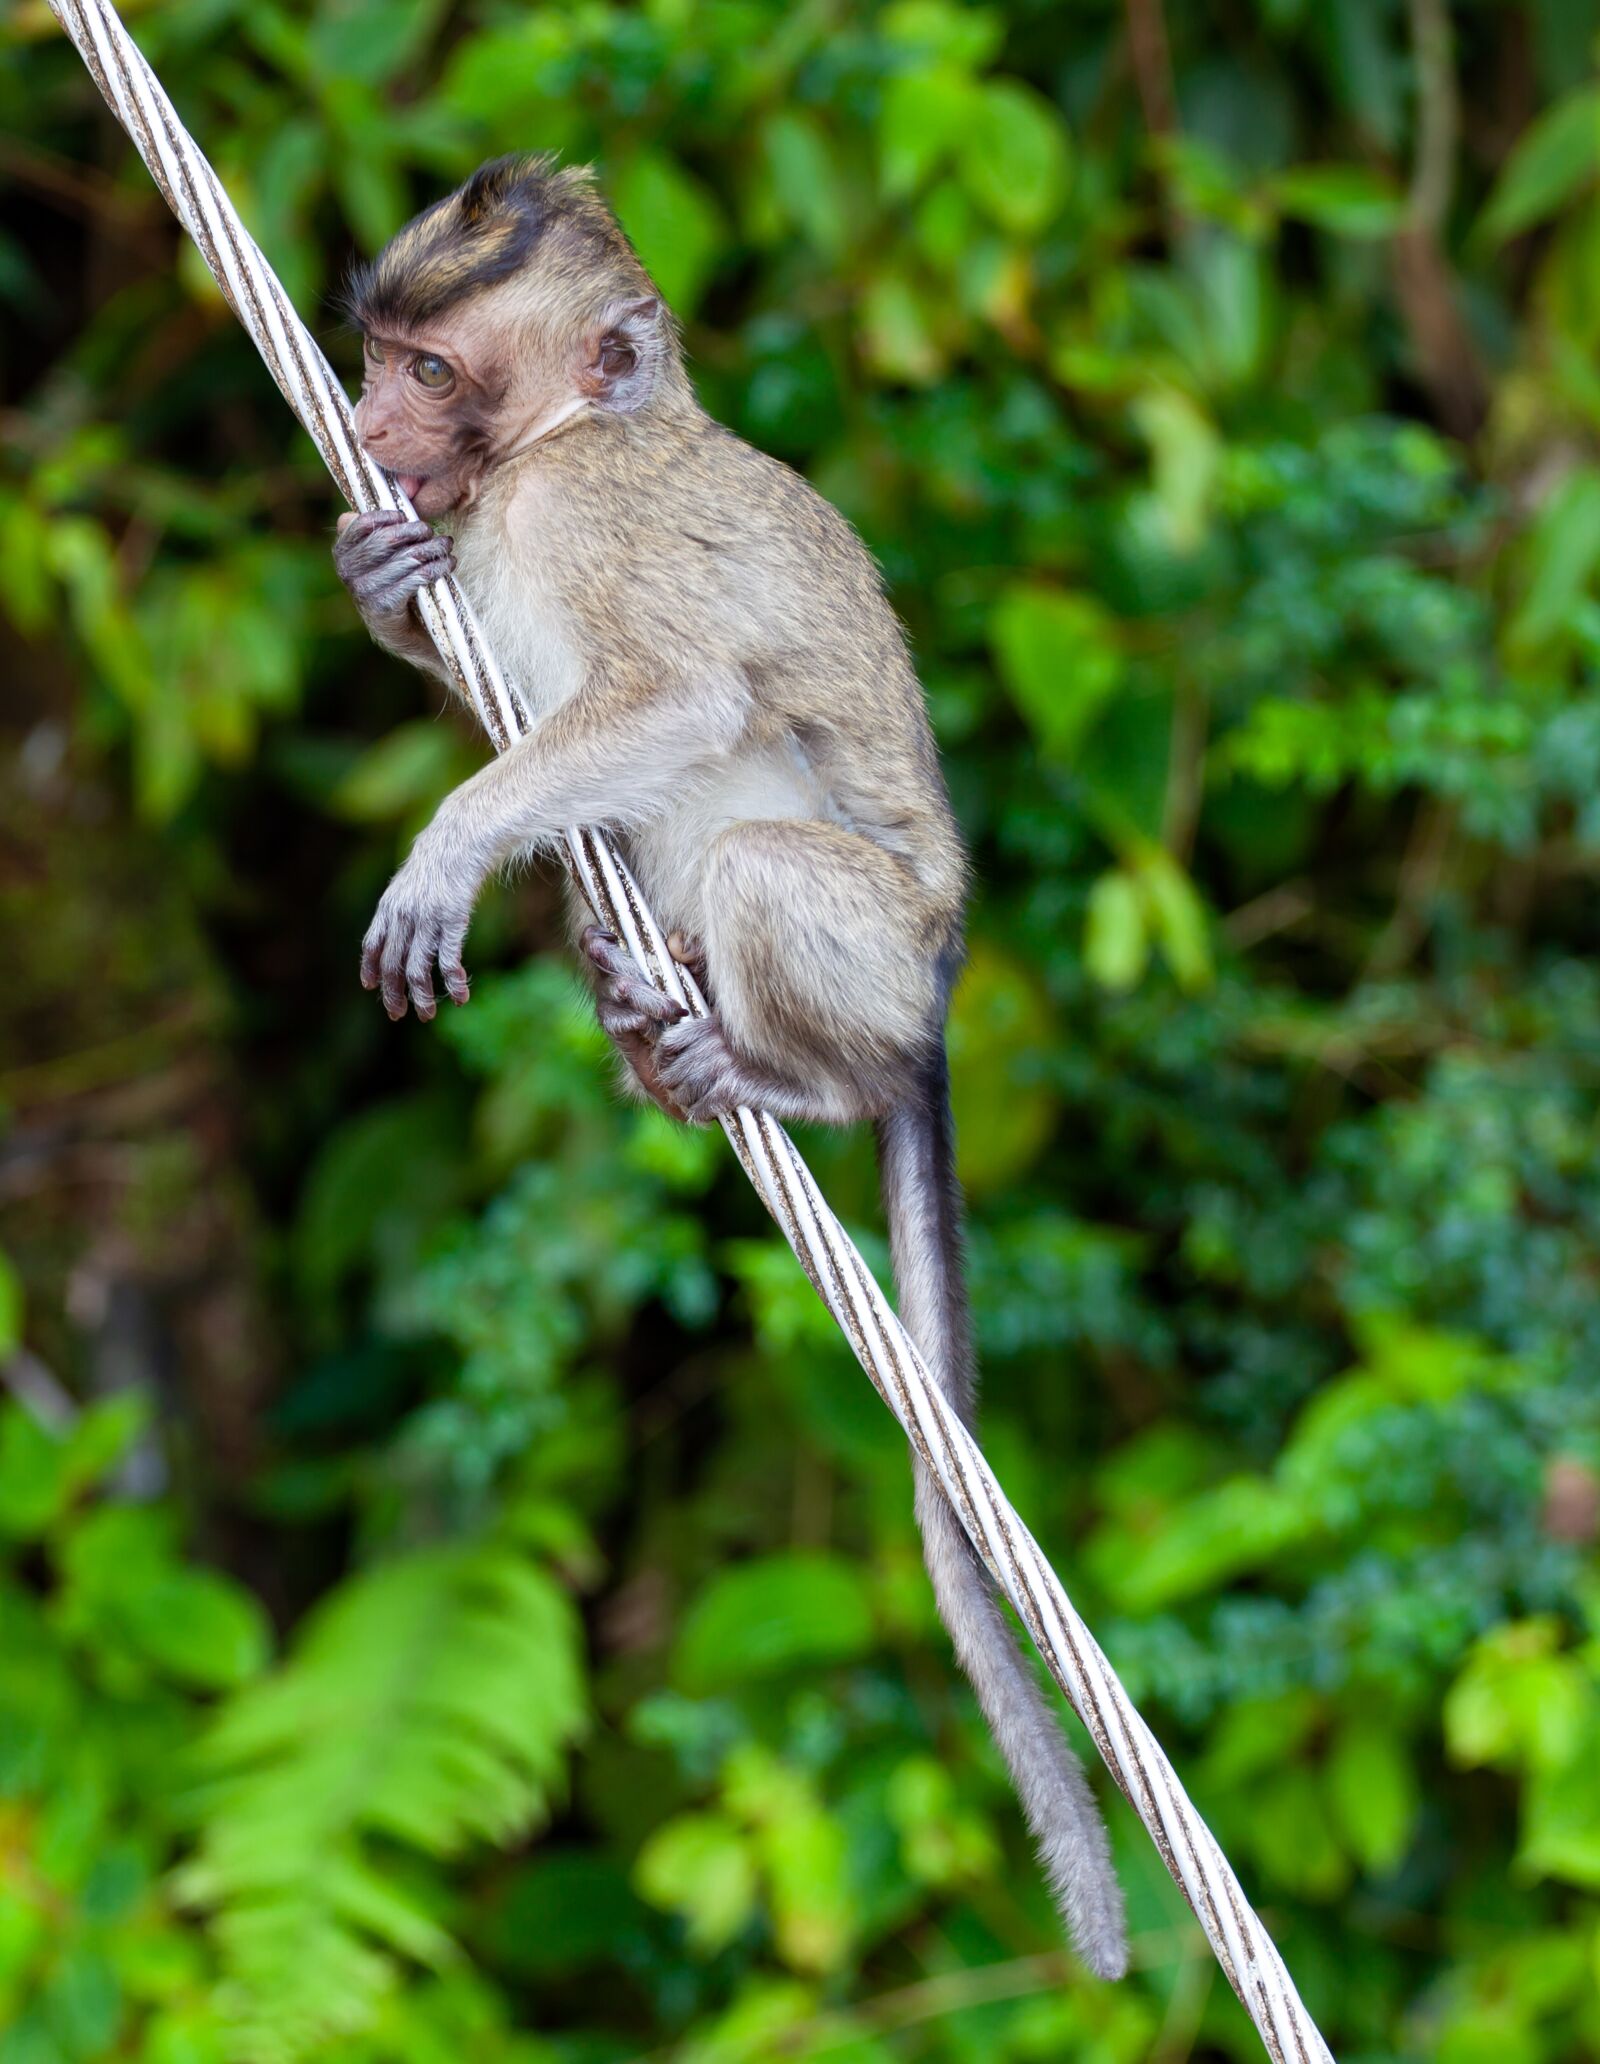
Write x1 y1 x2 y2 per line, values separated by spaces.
338 525 432 581
378 923 412 1020
336 508 415 553
364 542 455 613
405 538 456 582
406 922 439 1022
359 922 385 991
437 919 471 1006
340 519 435 577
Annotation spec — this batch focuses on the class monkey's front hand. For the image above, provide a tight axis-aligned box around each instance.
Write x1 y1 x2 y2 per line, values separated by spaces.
335 509 455 655
360 809 484 1022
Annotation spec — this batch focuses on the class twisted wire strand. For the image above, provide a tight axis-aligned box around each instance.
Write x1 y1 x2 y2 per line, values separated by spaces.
43 6 1336 2055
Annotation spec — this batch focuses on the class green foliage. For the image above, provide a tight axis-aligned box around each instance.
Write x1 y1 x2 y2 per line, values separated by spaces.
181 1540 584 2059
672 1554 876 1693
5 1 1600 2060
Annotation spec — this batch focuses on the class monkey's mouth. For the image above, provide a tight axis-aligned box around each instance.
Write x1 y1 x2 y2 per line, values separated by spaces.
390 471 462 520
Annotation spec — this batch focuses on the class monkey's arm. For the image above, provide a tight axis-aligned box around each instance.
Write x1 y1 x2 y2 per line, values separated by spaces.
360 666 750 1019
335 510 457 682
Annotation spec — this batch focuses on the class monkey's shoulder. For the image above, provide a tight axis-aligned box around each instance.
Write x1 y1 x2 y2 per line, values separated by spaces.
676 422 878 572
537 415 883 596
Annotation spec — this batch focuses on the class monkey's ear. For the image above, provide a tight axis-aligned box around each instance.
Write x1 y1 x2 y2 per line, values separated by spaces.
581 295 664 413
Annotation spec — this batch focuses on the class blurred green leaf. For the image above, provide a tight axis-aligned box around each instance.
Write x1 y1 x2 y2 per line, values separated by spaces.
762 113 852 257
59 1505 272 1689
1089 1473 1310 1611
1326 1716 1418 1875
878 69 974 199
612 152 728 318
958 79 1071 235
990 585 1124 759
947 939 1059 1192
674 1554 875 1693
634 1812 757 1954
1133 388 1222 552
306 0 446 84
0 1406 71 1540
1273 165 1408 238
1478 86 1600 244
1445 1621 1591 1774
858 269 946 385
0 1252 22 1360
881 0 1004 68
1507 466 1600 657
1138 846 1213 991
1083 869 1150 992
331 720 473 823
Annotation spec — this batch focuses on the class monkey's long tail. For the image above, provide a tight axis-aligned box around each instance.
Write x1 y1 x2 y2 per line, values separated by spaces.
876 1044 1129 1980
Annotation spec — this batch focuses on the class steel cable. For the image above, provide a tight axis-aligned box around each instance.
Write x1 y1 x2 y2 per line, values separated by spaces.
42 6 1336 2055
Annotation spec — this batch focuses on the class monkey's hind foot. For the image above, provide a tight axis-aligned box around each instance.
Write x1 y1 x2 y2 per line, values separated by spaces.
581 932 791 1125
582 926 687 1034
582 927 696 1120
652 1011 791 1124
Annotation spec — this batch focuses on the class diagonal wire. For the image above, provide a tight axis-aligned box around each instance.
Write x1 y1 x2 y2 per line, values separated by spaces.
41 5 1336 2057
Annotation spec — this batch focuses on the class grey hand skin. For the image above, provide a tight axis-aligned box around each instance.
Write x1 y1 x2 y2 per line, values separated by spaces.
332 154 1129 1979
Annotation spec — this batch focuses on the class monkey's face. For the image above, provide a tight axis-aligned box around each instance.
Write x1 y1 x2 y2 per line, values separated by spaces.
353 271 670 520
353 322 506 519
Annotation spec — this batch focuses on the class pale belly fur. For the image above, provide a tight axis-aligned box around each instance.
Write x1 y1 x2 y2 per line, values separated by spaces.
458 560 837 943
626 734 835 941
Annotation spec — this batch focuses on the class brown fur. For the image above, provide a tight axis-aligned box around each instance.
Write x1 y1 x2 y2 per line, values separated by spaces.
343 155 637 334
333 160 1128 1978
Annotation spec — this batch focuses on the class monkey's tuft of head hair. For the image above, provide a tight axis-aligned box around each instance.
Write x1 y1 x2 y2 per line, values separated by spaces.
343 154 638 334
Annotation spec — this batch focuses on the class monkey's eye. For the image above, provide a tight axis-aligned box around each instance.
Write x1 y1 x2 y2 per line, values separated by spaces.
411 353 455 391
363 336 386 365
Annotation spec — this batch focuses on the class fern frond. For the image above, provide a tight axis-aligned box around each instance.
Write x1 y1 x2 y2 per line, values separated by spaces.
179 1542 587 2061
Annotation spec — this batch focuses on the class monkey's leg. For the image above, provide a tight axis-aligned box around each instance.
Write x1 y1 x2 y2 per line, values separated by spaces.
651 819 943 1125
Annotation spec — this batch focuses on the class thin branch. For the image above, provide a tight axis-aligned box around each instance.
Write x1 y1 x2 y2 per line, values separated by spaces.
1365 797 1453 979
0 133 166 256
1407 0 1457 235
1223 880 1315 954
1391 0 1488 437
1124 0 1177 137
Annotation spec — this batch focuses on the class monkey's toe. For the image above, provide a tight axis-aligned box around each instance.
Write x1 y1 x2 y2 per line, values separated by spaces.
653 1013 747 1122
584 929 684 1024
667 931 708 979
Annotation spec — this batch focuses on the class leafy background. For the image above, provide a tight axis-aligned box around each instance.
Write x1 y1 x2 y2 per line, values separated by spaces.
3 0 1600 2058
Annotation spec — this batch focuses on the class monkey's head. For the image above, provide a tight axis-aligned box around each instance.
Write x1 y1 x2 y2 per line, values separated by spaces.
344 155 683 519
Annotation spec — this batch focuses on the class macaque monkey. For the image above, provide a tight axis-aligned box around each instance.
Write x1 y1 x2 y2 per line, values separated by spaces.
335 156 1127 1977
